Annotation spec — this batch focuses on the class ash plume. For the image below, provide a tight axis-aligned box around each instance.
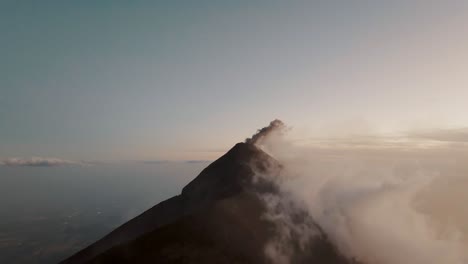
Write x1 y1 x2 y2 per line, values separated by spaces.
246 119 286 145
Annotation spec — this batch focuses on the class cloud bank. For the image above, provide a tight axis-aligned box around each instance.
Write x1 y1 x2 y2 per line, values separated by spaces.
253 121 468 264
0 157 81 167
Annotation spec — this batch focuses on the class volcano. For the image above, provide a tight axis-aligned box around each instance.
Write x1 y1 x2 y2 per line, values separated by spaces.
61 121 353 264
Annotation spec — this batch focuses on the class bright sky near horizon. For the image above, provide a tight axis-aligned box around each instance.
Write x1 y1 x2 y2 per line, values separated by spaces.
2 1 468 161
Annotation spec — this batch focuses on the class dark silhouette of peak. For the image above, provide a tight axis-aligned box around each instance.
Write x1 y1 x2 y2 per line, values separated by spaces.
61 142 280 264
62 125 354 264
182 143 279 202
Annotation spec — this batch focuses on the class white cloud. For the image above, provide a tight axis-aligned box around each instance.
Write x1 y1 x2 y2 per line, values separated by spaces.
252 121 468 264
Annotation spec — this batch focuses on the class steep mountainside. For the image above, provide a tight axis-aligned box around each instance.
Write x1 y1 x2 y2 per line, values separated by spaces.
62 141 352 264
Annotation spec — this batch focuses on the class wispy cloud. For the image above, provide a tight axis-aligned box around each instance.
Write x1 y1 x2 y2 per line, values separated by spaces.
142 160 212 164
0 157 81 167
184 160 211 164
410 128 468 143
142 160 171 164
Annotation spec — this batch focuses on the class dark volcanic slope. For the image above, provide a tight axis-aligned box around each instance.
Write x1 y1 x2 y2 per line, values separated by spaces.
62 142 352 264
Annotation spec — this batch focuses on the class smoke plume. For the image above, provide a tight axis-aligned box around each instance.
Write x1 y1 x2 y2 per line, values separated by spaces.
246 119 286 145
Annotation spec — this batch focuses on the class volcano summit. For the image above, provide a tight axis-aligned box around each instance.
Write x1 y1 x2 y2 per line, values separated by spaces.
61 121 353 264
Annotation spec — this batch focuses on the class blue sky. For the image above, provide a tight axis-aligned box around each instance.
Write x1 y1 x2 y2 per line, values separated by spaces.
2 1 468 160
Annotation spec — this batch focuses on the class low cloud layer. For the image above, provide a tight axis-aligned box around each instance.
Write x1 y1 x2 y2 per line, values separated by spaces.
0 157 81 167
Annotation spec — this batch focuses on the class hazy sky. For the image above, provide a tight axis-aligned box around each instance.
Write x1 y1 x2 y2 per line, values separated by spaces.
2 1 468 160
